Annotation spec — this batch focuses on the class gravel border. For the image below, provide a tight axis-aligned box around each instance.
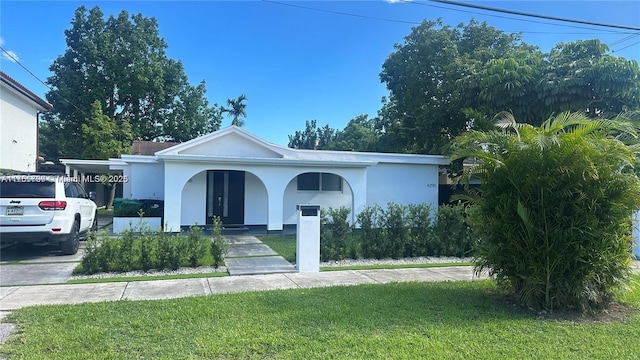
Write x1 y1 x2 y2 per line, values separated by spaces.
71 266 228 280
319 256 473 267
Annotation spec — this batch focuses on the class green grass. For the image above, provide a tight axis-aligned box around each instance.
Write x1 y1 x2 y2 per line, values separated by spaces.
259 234 296 262
4 277 640 359
65 271 228 284
97 208 113 216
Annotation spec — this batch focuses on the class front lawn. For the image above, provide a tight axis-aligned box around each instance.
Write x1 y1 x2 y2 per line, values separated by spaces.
3 278 640 359
259 234 296 262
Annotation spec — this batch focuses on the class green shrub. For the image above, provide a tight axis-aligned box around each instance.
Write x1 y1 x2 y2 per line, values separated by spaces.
382 203 408 259
405 203 434 257
432 203 473 257
452 111 640 312
139 231 154 272
185 225 210 268
79 223 222 274
210 216 228 268
113 198 164 217
113 198 143 217
81 230 102 274
320 206 351 261
357 204 385 259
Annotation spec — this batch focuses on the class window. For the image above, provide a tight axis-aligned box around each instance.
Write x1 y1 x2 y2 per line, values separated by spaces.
65 183 79 198
74 183 88 198
321 173 342 191
0 182 55 198
297 172 342 192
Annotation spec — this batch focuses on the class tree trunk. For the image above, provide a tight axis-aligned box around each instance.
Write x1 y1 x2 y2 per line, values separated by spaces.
107 183 117 209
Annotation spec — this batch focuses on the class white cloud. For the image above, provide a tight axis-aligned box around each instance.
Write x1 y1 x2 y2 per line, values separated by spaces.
2 50 19 62
0 37 19 62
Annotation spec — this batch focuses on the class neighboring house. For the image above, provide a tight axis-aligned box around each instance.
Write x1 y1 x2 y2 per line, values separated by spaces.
0 71 53 172
131 139 177 155
102 126 449 232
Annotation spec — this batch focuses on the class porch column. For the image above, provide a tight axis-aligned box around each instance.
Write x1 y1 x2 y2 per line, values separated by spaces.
163 167 183 232
265 181 287 232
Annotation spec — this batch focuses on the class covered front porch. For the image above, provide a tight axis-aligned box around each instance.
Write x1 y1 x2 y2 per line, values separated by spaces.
162 160 369 233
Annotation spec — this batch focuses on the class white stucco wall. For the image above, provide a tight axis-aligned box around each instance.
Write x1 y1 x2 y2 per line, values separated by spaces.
181 171 207 226
0 87 38 171
366 163 440 210
283 177 353 225
129 162 164 200
245 172 268 225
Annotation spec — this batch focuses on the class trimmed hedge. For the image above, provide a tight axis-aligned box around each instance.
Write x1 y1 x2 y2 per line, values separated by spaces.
113 198 164 217
79 218 227 275
321 203 474 261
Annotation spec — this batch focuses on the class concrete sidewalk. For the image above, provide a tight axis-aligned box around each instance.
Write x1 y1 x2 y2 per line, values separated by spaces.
0 266 485 310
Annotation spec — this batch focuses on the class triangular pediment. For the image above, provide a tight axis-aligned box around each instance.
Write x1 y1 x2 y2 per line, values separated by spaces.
156 127 286 159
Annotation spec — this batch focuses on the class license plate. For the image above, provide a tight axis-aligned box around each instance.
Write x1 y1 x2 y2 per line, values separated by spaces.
7 207 23 215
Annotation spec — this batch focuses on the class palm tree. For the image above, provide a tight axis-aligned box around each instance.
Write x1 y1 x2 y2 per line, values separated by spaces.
223 94 247 127
452 111 640 312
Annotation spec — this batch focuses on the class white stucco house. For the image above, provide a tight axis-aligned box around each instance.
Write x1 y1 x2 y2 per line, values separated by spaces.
0 71 53 172
64 126 449 232
116 126 449 232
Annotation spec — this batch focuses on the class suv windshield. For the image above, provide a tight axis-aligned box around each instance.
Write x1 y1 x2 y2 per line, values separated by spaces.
0 182 55 198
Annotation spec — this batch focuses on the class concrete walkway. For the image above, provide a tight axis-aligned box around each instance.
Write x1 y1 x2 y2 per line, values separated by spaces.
0 266 484 311
225 235 297 276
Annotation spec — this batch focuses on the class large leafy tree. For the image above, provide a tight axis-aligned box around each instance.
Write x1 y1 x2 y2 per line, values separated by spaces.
287 120 339 150
81 100 133 208
538 39 640 119
81 101 132 159
380 19 535 154
378 19 640 155
326 115 380 152
43 5 222 160
452 111 640 312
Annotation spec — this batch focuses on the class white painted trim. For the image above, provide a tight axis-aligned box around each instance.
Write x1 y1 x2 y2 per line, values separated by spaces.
157 155 376 167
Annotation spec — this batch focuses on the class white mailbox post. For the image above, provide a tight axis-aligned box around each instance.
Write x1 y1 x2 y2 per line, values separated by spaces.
296 204 321 272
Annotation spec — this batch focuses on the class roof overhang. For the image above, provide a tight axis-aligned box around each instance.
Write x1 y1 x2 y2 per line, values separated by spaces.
1 70 53 112
59 159 119 174
157 154 377 167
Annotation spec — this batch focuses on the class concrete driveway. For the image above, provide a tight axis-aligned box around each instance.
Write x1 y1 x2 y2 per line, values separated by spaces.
0 244 84 286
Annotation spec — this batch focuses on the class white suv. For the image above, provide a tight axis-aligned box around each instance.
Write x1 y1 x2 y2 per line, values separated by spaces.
0 174 98 255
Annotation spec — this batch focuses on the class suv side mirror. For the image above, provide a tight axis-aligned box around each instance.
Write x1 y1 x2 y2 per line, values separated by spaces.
88 191 97 201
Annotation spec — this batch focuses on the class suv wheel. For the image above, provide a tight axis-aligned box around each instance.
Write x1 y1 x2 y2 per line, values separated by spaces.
61 220 80 255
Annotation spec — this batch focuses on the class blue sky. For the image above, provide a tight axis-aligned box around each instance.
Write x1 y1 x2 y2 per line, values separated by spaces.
1 1 639 147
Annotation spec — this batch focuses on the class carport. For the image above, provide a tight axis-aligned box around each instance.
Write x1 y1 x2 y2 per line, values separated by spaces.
59 159 123 208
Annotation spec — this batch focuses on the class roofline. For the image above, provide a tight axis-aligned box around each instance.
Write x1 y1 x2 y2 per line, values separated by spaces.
0 70 53 111
155 126 292 157
119 155 161 163
156 154 377 167
295 150 451 165
59 159 111 166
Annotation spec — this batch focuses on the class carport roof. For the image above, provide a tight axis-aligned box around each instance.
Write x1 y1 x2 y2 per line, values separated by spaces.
59 159 120 174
